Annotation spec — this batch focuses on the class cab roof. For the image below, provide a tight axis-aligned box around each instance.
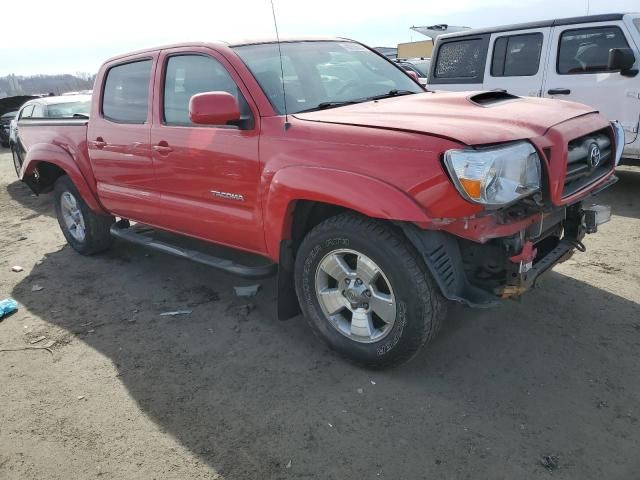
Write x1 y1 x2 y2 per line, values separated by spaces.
103 37 353 64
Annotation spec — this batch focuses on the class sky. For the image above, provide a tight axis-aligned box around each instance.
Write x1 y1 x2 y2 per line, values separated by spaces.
1 0 638 76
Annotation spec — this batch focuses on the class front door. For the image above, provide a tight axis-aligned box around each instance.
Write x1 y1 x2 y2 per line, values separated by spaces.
543 22 640 158
482 27 552 97
150 48 265 254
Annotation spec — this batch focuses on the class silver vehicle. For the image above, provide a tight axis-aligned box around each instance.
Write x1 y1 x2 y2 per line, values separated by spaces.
10 94 91 177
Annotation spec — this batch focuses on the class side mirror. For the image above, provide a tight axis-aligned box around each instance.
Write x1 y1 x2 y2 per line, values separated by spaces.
189 91 241 125
406 70 419 82
608 48 637 76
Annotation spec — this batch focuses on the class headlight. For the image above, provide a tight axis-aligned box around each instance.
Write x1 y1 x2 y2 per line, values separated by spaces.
444 141 541 208
611 121 625 167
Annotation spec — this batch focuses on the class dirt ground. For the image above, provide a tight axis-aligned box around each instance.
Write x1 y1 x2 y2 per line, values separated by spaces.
0 148 638 480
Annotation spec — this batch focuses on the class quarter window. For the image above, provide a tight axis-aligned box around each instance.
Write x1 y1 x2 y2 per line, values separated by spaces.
102 60 152 123
434 38 487 80
491 33 543 77
20 105 35 119
163 54 248 125
557 26 630 74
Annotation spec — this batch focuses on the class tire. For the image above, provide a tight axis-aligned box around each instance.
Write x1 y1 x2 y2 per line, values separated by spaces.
53 175 114 255
11 146 22 178
294 213 446 368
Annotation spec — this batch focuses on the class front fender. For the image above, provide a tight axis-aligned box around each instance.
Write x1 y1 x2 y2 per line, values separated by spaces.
264 166 431 259
22 143 107 215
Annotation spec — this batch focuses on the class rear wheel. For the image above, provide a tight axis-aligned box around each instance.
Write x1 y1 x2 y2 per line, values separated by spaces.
295 213 446 368
53 175 114 255
11 146 22 178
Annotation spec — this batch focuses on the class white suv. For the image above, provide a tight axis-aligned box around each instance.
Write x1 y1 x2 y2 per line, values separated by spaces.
427 13 640 161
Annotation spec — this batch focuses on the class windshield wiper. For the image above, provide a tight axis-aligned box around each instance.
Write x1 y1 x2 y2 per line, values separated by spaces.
365 89 417 101
296 90 417 114
297 100 362 113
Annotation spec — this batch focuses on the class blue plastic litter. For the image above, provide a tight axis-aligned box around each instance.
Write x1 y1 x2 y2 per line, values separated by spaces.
0 298 18 319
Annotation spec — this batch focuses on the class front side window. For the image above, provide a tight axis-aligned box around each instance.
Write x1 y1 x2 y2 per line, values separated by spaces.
234 41 422 114
102 60 152 123
491 33 543 77
163 54 248 125
434 38 486 80
634 18 640 35
558 26 630 74
19 105 35 119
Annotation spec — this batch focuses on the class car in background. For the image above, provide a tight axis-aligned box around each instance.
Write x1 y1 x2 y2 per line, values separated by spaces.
10 94 91 176
0 111 18 147
407 58 431 77
394 58 431 86
427 12 640 162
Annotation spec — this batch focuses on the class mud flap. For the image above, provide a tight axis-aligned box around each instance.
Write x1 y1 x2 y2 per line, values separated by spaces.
277 240 301 320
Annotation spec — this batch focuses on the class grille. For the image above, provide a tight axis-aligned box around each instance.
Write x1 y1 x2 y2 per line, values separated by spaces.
563 128 611 197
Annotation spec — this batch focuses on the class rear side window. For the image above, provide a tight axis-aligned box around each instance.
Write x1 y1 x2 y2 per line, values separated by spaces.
19 105 34 119
491 33 543 77
432 37 488 83
102 60 152 123
557 26 629 74
163 54 248 125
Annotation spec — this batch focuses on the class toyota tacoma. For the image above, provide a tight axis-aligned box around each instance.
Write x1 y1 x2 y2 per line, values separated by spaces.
15 38 622 367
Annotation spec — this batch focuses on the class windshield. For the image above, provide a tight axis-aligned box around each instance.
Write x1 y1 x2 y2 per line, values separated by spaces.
233 40 422 114
47 101 91 118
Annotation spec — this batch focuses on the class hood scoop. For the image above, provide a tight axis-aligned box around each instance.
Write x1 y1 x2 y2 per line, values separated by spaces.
468 90 520 107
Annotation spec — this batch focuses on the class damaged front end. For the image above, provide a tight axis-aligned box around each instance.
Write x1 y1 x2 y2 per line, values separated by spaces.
403 198 613 307
405 120 622 307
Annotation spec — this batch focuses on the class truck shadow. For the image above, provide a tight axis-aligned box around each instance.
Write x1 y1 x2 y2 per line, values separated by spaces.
10 241 640 479
6 178 55 220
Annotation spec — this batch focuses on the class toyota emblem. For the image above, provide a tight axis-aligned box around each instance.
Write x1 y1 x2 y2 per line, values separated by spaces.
588 144 601 169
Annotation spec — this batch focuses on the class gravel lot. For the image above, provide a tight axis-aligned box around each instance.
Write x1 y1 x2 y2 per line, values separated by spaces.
0 148 639 479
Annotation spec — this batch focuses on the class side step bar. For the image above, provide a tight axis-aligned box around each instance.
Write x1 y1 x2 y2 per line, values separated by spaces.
110 224 277 279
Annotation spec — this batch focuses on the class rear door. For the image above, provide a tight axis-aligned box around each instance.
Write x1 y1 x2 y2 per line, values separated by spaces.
428 35 490 91
88 54 159 222
149 47 265 253
482 28 551 96
543 21 640 158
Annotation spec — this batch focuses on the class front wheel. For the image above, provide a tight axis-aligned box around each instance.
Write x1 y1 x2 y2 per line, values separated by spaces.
53 175 114 255
295 213 446 368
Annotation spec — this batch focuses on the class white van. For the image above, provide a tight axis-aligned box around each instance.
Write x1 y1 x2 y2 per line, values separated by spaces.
427 13 640 161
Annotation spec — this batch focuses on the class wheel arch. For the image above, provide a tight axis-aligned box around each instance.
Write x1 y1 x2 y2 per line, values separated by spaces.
264 166 432 261
22 143 108 215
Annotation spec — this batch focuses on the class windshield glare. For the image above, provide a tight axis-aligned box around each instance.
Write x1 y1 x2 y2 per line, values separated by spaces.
233 41 422 114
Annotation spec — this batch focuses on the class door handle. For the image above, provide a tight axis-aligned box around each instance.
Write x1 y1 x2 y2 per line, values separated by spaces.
152 142 173 154
91 138 107 149
547 88 571 95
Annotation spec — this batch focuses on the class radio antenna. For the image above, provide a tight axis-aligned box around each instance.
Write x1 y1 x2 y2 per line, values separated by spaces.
270 0 290 129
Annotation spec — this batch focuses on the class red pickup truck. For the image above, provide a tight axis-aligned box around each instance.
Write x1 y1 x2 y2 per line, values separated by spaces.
15 38 622 367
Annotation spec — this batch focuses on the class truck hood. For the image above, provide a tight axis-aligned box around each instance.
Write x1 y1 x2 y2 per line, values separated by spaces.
293 91 597 145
